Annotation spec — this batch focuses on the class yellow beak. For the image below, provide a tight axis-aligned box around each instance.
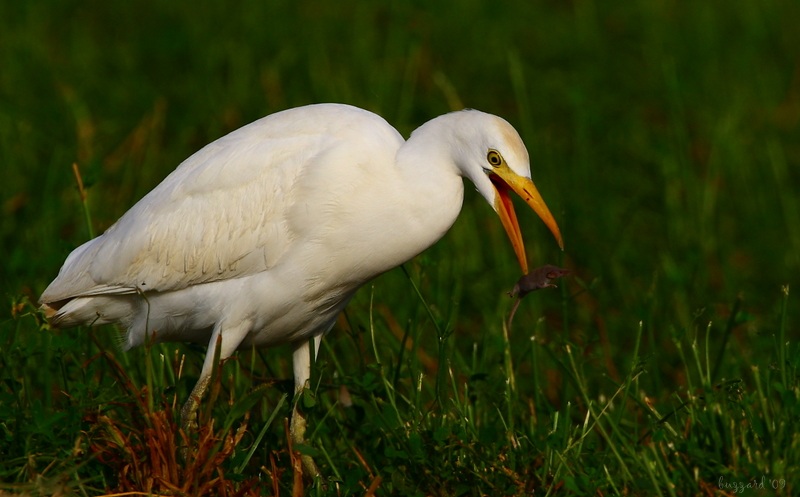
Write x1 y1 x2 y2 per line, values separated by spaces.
489 164 563 274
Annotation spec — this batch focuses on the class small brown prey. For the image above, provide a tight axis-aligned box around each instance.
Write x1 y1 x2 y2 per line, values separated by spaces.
507 264 570 328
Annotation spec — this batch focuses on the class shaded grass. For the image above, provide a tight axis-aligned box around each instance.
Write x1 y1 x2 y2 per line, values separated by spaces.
2 0 800 495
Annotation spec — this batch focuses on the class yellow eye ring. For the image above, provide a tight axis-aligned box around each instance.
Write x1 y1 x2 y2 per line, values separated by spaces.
487 150 503 167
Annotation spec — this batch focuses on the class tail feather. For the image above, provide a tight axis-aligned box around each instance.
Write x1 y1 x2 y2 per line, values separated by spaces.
42 296 134 328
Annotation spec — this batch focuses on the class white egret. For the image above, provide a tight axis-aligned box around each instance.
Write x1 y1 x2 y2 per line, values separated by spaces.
40 103 563 475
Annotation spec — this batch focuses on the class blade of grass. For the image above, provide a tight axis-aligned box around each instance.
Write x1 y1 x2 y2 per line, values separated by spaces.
71 162 94 239
235 393 287 473
711 295 742 382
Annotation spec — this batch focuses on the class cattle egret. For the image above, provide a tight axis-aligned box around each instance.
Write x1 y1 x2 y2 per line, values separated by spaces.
40 103 563 475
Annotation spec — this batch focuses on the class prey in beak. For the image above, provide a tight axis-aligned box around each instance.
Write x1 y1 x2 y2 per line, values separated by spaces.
506 264 570 328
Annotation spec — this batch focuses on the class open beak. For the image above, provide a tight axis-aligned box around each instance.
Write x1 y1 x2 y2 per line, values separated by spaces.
489 164 563 274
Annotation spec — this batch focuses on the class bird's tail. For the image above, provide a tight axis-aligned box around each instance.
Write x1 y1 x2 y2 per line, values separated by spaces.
41 296 133 329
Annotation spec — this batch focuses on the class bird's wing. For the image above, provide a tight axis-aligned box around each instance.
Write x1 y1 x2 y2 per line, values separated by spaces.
41 104 396 303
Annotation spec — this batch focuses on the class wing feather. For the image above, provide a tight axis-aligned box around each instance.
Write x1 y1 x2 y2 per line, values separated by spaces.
40 104 382 303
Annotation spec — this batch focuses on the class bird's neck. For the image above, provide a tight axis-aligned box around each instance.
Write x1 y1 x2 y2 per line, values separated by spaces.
391 134 465 255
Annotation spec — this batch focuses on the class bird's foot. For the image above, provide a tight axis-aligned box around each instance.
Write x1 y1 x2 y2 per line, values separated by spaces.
290 404 321 478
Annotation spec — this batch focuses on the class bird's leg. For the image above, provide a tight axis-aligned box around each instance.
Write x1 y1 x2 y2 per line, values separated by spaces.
180 328 222 435
181 373 211 433
180 322 249 456
290 335 323 478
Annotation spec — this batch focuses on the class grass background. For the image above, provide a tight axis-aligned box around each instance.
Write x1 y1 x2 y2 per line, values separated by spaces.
2 0 799 495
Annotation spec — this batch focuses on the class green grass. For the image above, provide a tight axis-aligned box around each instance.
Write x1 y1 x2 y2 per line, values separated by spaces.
2 0 799 495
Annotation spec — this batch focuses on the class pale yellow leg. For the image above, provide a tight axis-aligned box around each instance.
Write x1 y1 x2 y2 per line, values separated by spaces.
290 336 323 477
179 322 249 453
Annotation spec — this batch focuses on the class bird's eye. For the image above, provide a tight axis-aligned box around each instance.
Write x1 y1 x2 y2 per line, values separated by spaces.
487 150 503 167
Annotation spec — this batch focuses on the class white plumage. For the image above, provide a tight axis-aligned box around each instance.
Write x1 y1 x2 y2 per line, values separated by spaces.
40 103 562 474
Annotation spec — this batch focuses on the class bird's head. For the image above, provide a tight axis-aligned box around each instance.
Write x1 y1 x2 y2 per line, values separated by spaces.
446 109 564 274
